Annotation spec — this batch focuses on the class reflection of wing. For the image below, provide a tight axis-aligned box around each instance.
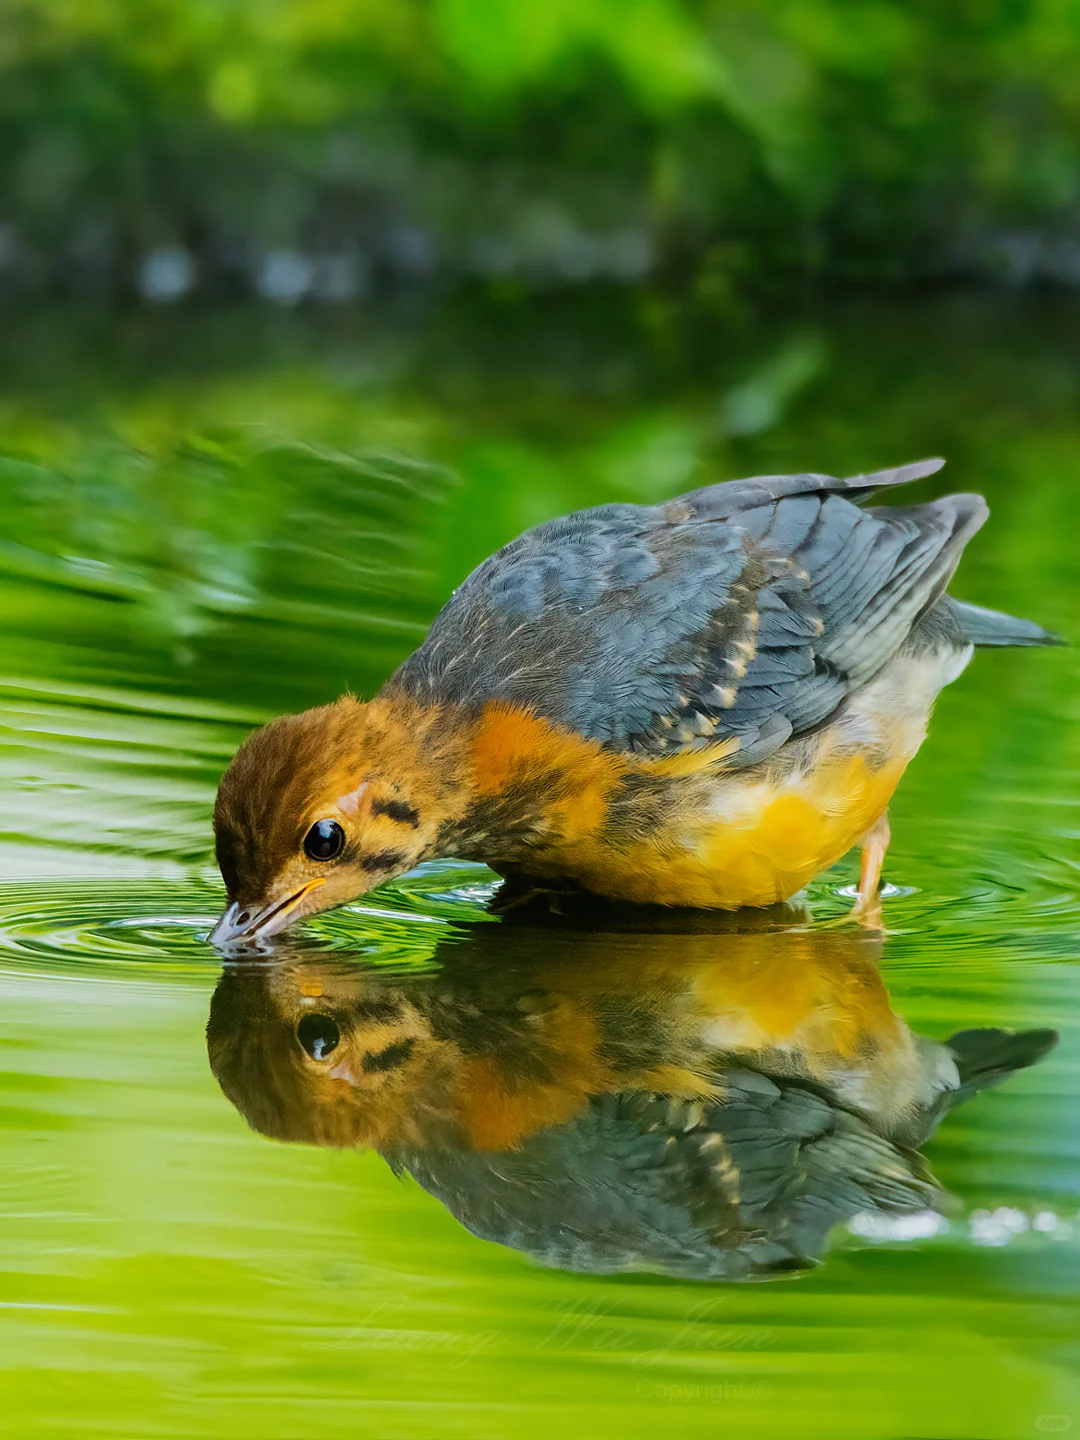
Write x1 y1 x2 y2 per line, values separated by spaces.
392 461 985 760
396 1068 937 1281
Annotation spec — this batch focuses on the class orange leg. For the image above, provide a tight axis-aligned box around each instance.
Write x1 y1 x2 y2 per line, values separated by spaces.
851 811 890 929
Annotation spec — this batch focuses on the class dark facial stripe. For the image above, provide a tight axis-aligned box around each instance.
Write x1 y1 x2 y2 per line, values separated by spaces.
371 798 420 828
361 848 407 873
361 1037 416 1073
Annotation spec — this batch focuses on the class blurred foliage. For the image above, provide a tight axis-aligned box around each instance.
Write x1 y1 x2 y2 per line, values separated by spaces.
3 0 1080 295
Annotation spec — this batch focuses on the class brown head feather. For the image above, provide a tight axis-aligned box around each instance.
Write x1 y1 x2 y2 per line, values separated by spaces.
211 692 475 934
214 697 368 903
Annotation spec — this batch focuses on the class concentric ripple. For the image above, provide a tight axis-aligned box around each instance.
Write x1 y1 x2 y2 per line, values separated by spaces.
0 879 224 977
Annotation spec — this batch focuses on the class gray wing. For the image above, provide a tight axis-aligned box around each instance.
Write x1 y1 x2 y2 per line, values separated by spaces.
392 458 986 759
396 1069 937 1280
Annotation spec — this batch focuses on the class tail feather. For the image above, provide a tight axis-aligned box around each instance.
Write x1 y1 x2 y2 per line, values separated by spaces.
945 1027 1059 1109
680 457 948 517
949 598 1064 648
845 456 946 496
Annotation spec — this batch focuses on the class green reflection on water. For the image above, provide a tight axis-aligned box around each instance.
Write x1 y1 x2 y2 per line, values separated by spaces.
0 294 1078 1438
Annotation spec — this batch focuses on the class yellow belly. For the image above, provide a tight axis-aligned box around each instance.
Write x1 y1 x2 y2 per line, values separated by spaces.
530 749 910 909
642 753 903 907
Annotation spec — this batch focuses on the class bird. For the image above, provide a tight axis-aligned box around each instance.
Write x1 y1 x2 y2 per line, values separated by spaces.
206 918 1058 1279
210 458 1060 944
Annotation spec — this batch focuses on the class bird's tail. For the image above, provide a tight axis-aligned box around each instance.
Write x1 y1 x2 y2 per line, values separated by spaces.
949 598 1064 648
944 1026 1058 1110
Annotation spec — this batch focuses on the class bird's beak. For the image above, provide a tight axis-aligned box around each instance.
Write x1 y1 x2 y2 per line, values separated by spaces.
209 879 326 949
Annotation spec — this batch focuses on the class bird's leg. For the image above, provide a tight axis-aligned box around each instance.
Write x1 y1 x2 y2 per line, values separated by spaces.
490 885 567 916
488 875 582 917
851 811 890 929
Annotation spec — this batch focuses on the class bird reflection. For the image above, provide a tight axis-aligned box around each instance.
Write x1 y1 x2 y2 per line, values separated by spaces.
206 907 1056 1280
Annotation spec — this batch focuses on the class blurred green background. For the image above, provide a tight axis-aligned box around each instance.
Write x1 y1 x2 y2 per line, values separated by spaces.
2 4 1080 1439
4 0 1080 299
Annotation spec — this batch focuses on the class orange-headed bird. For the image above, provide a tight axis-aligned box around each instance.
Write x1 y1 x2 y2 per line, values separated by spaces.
211 459 1058 943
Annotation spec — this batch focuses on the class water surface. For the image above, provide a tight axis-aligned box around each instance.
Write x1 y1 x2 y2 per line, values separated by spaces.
0 293 1078 1438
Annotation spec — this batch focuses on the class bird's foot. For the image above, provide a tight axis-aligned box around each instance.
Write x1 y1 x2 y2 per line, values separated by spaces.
847 892 884 931
846 811 890 931
488 881 578 917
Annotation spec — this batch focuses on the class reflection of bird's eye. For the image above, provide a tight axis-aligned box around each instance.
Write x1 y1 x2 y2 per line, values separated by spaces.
297 1014 340 1060
304 819 345 861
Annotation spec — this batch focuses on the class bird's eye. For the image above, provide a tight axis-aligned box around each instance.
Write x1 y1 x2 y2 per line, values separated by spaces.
297 1014 340 1060
304 818 345 861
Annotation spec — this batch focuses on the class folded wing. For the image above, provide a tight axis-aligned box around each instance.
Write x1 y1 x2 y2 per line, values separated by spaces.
392 459 986 762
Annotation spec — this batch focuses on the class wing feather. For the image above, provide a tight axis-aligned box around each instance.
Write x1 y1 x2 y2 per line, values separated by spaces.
391 460 983 759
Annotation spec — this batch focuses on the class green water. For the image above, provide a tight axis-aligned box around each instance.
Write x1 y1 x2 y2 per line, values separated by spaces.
0 293 1078 1439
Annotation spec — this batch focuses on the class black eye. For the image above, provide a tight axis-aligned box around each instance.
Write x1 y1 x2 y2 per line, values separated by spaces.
304 819 345 861
297 1014 340 1060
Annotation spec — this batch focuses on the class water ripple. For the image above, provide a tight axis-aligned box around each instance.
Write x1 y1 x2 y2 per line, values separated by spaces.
0 862 498 978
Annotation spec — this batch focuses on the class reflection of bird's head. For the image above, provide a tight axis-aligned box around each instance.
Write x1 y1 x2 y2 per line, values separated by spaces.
207 957 456 1149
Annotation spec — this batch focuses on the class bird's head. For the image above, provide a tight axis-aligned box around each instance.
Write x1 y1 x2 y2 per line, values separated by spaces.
210 695 450 947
